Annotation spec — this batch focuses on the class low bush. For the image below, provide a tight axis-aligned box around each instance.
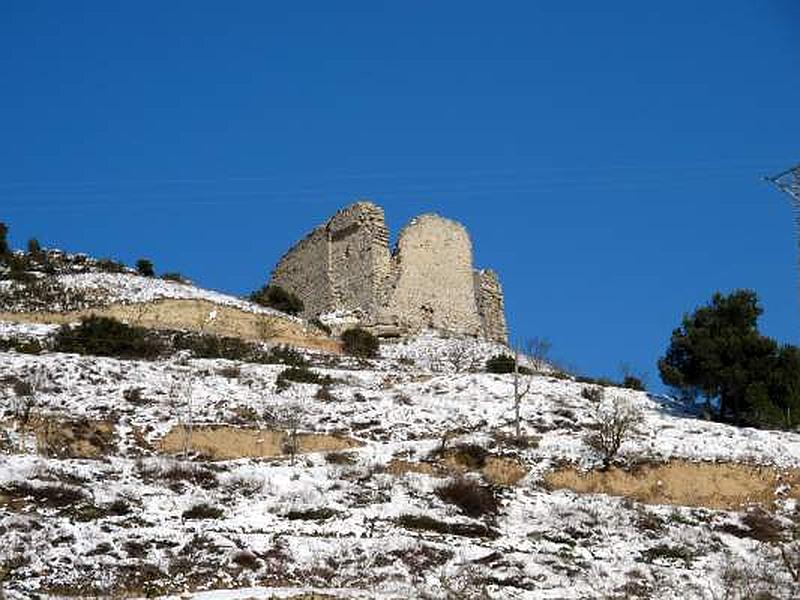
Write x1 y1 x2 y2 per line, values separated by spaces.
436 477 498 518
182 502 224 520
315 384 335 401
1 481 88 508
341 327 379 358
275 366 333 392
581 386 604 402
285 507 339 521
221 476 262 498
446 443 488 469
740 508 784 544
575 375 617 387
485 354 532 375
123 387 148 405
0 337 42 354
54 316 163 360
396 514 496 538
95 258 127 274
172 332 252 361
310 317 332 336
623 375 645 391
136 258 155 277
231 550 259 570
249 284 304 315
217 366 240 379
267 345 309 367
137 460 218 490
161 272 188 284
325 451 356 465
641 543 696 565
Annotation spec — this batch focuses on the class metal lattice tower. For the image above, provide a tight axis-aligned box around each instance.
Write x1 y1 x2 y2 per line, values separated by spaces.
766 163 800 307
766 164 800 204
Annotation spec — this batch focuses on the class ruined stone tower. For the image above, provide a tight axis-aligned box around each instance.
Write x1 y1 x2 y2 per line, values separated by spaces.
270 201 508 343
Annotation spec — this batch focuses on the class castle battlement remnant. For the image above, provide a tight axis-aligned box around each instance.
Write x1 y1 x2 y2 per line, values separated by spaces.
269 201 508 343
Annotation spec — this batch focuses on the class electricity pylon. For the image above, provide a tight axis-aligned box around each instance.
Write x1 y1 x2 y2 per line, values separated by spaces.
766 164 800 321
766 164 800 204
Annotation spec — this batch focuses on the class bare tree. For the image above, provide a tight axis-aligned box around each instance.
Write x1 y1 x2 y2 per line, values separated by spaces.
525 337 552 373
585 395 642 468
442 343 481 374
169 352 195 457
266 400 306 466
10 367 48 452
512 346 534 441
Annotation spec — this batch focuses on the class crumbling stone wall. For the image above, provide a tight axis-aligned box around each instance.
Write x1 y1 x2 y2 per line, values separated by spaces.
327 203 392 317
270 227 332 318
474 269 508 343
269 201 508 343
382 214 482 336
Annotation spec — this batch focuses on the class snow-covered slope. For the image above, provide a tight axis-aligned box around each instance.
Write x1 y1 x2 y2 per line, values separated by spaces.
55 273 294 318
0 333 798 599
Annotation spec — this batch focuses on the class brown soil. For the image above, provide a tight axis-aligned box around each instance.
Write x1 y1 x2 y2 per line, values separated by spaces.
386 455 527 486
545 460 800 510
385 459 446 477
158 425 360 460
23 416 116 459
482 456 528 486
0 297 341 353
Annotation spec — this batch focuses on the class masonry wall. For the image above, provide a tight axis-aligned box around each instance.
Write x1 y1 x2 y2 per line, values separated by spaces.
474 269 508 343
270 227 333 319
382 215 483 336
327 203 391 319
269 201 509 344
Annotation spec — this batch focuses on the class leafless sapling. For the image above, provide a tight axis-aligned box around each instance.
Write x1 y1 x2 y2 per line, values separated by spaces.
585 395 643 468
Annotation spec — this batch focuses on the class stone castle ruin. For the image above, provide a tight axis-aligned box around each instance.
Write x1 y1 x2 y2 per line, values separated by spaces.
269 202 508 343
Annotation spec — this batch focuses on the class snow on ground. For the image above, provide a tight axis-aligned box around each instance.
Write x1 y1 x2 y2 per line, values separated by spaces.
0 321 59 340
0 331 798 599
56 273 295 318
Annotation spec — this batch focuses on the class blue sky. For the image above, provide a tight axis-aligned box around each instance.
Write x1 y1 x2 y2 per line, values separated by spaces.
2 1 799 386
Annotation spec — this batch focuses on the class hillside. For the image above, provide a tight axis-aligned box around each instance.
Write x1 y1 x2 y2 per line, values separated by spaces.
0 323 799 599
0 251 336 353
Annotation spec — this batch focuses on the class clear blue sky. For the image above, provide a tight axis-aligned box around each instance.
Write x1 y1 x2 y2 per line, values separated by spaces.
2 2 799 386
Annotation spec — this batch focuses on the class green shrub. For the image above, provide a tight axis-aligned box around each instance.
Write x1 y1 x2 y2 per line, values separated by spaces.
136 258 155 277
267 344 309 367
182 502 223 520
249 285 304 315
623 375 645 391
0 337 42 354
0 222 8 256
96 258 127 274
485 354 529 374
395 514 496 538
172 332 252 361
275 366 333 392
341 327 379 358
161 272 187 284
486 354 514 373
54 316 163 359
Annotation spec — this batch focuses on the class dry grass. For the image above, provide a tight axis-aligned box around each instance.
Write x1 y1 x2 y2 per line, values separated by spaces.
545 460 800 510
159 425 359 460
